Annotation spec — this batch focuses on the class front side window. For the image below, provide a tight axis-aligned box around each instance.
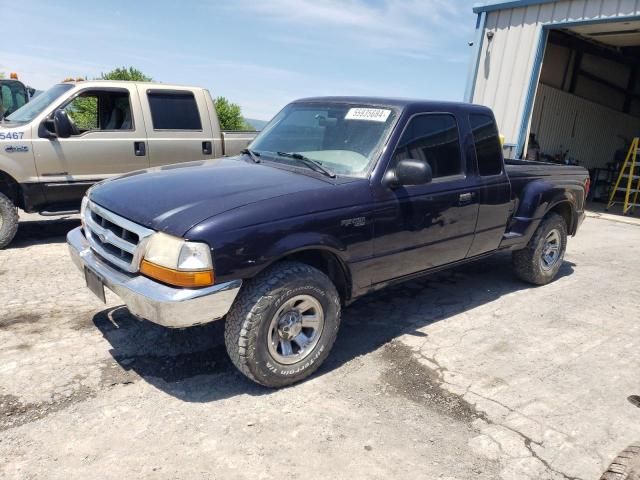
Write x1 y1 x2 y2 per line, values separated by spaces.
392 114 463 179
148 91 202 130
64 90 133 134
5 83 73 124
470 113 503 176
250 102 397 177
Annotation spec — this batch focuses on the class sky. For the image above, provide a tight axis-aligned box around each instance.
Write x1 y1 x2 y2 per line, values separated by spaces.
2 0 479 120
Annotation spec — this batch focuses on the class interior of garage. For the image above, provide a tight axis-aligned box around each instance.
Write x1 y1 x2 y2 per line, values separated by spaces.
528 20 640 217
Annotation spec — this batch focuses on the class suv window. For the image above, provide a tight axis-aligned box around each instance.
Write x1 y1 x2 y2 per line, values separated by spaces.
64 90 133 133
392 113 462 179
470 114 503 176
148 91 202 130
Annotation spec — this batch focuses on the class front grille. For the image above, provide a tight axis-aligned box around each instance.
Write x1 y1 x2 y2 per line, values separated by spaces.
83 200 154 273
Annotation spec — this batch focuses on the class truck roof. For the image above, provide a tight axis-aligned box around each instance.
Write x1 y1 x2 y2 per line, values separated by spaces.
56 80 207 91
293 96 494 115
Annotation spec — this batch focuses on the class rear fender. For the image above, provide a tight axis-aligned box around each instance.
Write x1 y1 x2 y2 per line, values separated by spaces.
507 180 578 243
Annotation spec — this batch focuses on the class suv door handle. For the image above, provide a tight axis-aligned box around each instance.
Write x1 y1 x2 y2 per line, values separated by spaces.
202 141 212 155
458 192 475 205
134 141 146 157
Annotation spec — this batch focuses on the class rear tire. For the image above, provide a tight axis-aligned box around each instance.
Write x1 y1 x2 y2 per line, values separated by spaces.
600 443 640 480
512 212 567 285
224 261 341 388
0 192 19 249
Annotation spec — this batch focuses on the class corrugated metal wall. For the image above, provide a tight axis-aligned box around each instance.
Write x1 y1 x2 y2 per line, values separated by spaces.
472 0 640 146
531 83 640 168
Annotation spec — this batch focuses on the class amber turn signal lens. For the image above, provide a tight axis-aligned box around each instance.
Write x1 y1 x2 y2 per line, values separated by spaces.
140 259 214 288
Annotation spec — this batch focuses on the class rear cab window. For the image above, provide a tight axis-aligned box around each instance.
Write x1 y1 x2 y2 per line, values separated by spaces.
1 81 27 117
392 113 463 180
469 113 503 176
147 90 202 130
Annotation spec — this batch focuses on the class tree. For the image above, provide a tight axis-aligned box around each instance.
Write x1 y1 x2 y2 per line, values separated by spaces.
0 72 4 79
99 67 152 82
214 96 252 131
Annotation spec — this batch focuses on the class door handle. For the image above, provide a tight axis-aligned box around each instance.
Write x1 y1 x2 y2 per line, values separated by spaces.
202 141 212 155
458 192 475 205
134 141 146 157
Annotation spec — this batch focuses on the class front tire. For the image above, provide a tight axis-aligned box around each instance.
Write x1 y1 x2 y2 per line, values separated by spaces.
224 261 341 388
512 212 567 285
0 192 19 249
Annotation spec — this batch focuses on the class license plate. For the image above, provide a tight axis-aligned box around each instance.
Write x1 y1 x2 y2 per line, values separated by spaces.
84 267 106 303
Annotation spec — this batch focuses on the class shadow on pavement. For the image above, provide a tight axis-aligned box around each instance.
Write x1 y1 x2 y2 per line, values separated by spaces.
10 217 80 249
94 252 576 402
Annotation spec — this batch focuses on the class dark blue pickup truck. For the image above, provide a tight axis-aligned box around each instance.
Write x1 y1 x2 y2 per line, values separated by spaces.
67 97 589 387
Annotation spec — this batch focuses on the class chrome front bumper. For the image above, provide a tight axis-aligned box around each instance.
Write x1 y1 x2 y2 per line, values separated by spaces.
67 226 242 328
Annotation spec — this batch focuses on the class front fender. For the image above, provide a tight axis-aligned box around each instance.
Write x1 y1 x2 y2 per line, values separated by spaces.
0 126 37 183
265 232 348 262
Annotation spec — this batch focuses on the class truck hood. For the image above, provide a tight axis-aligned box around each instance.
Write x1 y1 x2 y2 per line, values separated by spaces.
89 157 335 236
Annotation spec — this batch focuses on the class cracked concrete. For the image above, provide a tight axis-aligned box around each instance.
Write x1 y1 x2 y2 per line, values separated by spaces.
0 213 639 479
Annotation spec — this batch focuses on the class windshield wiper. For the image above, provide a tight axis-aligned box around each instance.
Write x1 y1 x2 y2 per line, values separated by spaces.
276 151 336 178
241 148 261 164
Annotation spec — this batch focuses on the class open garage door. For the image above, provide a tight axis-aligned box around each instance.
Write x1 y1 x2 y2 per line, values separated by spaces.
527 20 640 213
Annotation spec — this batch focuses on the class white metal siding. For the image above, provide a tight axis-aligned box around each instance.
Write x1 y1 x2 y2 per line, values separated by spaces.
530 83 640 168
472 0 640 145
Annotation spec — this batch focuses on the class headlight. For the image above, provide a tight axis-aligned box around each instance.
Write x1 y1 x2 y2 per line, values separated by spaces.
139 232 214 288
80 196 89 229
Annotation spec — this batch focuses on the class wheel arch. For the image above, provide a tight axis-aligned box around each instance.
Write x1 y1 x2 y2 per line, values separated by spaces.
547 200 575 235
0 170 21 207
261 245 352 304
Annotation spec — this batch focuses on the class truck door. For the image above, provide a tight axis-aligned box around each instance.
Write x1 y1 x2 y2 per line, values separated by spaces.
466 113 512 257
31 85 149 206
372 113 480 283
137 87 215 167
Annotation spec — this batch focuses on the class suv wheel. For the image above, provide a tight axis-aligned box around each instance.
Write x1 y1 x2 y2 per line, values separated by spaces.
224 261 341 388
512 212 567 285
0 192 19 249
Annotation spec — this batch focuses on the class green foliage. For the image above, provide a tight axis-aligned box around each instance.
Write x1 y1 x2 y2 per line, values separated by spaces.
66 95 98 131
99 67 152 82
214 96 253 131
0 72 5 79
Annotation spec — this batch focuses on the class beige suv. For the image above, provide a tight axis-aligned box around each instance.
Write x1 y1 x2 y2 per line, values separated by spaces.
0 80 257 248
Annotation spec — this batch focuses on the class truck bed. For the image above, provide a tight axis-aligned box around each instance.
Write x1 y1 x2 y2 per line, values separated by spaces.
221 131 259 157
505 158 587 178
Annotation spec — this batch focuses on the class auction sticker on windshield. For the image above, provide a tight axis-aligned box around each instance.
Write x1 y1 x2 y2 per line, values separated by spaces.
345 108 391 122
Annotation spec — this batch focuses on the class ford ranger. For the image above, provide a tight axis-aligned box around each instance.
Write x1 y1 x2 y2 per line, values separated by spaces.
0 80 257 248
67 97 589 388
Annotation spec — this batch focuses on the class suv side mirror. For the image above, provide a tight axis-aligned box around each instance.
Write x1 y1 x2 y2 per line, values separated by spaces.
387 159 433 188
53 109 73 138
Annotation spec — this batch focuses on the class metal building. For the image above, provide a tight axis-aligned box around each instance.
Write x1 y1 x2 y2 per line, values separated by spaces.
466 0 640 180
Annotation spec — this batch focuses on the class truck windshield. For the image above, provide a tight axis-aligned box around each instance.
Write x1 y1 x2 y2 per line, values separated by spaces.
250 102 397 177
5 83 73 124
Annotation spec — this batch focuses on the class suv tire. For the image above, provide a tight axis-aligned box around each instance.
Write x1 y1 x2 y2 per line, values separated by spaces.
0 192 18 249
224 261 341 388
512 212 567 285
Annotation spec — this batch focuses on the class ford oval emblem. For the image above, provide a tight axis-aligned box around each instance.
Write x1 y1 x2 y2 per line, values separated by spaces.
97 232 106 243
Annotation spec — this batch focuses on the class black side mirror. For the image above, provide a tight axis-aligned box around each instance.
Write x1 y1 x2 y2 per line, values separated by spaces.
53 109 73 138
387 159 433 187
